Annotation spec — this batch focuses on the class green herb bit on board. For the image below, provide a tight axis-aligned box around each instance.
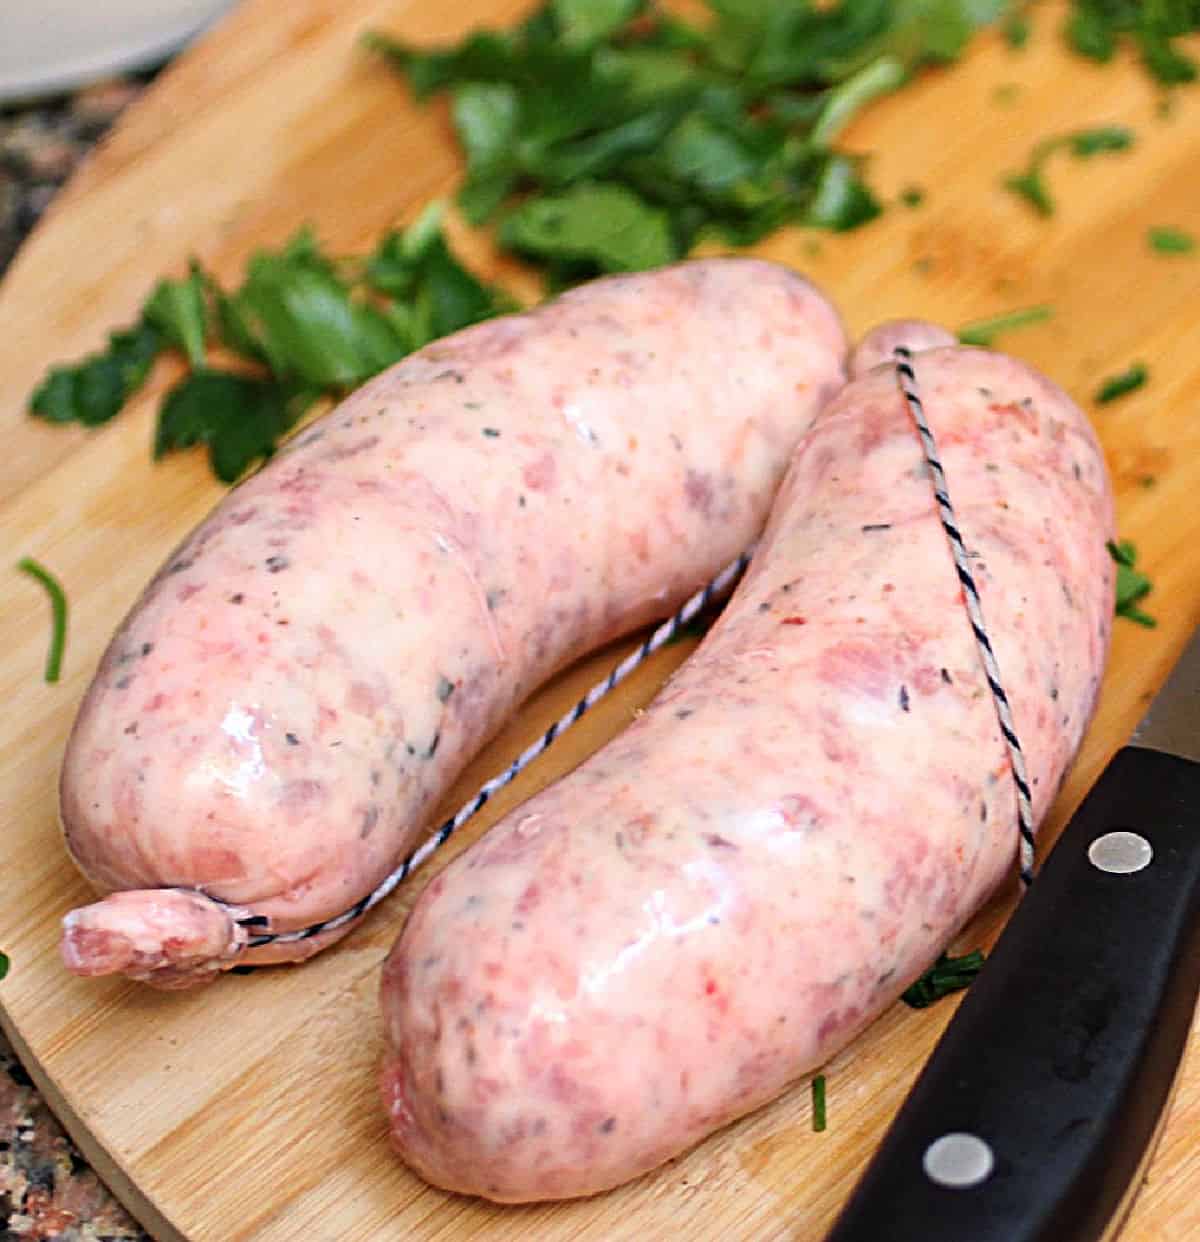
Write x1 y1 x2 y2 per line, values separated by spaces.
1107 540 1156 628
17 557 69 684
1002 124 1134 216
957 304 1053 347
1149 226 1196 254
901 950 985 1008
1094 362 1148 404
0 952 9 981
812 1073 827 1133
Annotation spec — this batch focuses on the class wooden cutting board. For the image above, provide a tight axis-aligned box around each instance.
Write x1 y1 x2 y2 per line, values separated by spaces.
2 2 1199 1238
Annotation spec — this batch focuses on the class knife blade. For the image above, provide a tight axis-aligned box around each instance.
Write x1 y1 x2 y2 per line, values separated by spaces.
824 625 1200 1242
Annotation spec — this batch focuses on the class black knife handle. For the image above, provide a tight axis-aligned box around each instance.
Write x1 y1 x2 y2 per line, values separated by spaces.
824 746 1200 1242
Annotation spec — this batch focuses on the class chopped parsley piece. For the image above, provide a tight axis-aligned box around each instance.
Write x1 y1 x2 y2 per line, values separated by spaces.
902 950 985 1008
0 952 8 980
1003 125 1134 216
1094 362 1147 404
812 1073 827 1132
17 557 69 684
900 185 925 208
1149 226 1196 254
1108 539 1156 627
957 304 1053 347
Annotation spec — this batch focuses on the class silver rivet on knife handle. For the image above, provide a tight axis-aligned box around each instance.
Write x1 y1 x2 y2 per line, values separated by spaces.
922 1132 995 1188
1088 831 1154 875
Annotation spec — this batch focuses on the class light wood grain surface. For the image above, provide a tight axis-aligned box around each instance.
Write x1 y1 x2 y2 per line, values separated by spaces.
2 2 1199 1238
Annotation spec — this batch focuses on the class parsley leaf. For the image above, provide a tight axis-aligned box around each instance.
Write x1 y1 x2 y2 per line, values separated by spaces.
453 83 522 224
1149 226 1196 254
902 950 986 1008
1108 539 1156 627
362 30 524 100
154 371 319 484
144 261 208 368
552 0 645 48
30 320 164 426
500 182 679 282
221 233 407 388
368 205 519 347
1094 361 1148 403
1003 124 1134 215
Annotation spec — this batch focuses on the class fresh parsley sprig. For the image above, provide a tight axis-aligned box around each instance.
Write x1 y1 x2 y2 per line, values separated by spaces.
29 204 514 482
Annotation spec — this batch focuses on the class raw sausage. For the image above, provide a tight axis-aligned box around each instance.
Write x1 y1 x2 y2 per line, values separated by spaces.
58 259 847 987
378 324 1114 1201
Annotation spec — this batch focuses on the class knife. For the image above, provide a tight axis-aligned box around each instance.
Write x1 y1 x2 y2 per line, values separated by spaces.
824 624 1200 1242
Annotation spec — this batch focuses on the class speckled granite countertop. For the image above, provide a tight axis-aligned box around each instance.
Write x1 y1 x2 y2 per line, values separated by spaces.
2 76 155 1242
0 77 149 272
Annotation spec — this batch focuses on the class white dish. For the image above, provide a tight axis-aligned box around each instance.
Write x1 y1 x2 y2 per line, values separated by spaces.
0 0 239 104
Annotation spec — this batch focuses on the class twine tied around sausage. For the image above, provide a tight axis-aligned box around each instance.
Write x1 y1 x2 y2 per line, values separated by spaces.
231 344 1035 952
892 345 1036 887
233 550 753 948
